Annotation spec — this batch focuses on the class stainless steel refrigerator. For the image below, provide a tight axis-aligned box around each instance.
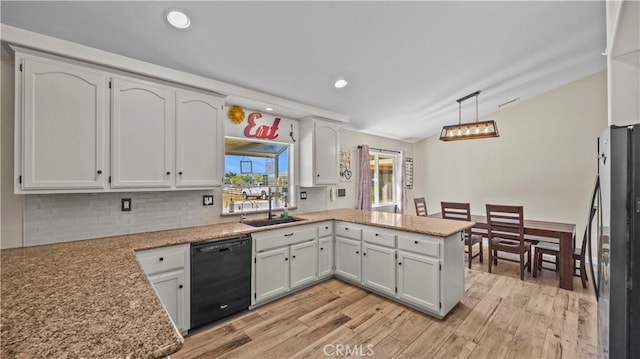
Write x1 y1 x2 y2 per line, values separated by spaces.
595 124 640 359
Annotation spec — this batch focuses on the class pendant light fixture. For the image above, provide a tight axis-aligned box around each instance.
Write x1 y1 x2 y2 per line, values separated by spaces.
439 91 499 141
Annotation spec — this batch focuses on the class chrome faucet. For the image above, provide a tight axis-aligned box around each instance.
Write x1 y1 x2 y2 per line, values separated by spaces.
240 200 254 221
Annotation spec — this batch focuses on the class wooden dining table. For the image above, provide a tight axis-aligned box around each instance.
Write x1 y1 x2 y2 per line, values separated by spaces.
429 213 577 291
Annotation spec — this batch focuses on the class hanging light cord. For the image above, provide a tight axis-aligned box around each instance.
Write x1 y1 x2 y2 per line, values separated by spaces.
455 90 481 124
475 93 479 123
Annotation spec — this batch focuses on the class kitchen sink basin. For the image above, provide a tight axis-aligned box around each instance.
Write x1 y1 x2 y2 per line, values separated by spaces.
243 217 304 227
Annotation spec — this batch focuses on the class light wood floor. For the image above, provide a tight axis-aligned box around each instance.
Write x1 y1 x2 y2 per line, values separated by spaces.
173 250 599 359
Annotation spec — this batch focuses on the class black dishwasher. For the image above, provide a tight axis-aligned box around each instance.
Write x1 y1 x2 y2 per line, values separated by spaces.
191 235 252 329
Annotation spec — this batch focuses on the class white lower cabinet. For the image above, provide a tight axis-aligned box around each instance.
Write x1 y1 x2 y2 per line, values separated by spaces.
253 224 320 305
318 236 334 278
362 242 396 296
290 241 318 289
255 247 290 303
135 244 190 334
252 221 463 319
148 269 188 333
335 237 361 282
396 250 441 313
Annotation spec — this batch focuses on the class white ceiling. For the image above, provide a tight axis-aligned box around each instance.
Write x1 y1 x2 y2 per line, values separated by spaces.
0 1 606 142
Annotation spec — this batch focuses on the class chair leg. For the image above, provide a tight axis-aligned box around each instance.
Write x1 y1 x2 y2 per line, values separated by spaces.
556 255 559 271
479 239 484 263
468 241 472 269
488 246 493 274
520 252 525 281
533 251 539 278
580 261 588 288
527 249 532 272
493 250 498 265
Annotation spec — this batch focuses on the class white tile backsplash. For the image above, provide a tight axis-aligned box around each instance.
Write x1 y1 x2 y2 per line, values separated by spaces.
23 190 223 246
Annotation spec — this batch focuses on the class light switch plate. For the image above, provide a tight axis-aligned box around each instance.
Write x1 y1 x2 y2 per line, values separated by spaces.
300 191 307 200
121 198 131 212
203 195 214 206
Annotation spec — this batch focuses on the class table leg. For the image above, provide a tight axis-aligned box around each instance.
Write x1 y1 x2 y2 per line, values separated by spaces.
559 232 574 291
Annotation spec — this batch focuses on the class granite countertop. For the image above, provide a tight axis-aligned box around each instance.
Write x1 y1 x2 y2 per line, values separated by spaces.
0 208 473 358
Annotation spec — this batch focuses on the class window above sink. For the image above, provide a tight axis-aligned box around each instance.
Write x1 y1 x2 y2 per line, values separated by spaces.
223 137 293 215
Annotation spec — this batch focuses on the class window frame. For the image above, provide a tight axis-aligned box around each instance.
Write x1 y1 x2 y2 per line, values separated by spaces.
222 136 295 215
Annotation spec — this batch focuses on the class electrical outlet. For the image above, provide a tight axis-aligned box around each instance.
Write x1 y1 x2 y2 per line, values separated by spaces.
203 195 214 206
121 198 132 212
300 191 307 200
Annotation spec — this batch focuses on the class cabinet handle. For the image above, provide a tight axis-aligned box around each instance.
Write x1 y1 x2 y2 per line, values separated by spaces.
159 257 164 262
292 255 296 259
325 226 329 230
317 174 320 177
179 171 183 175
363 253 367 256
97 170 102 174
356 251 360 254
375 233 379 237
285 257 289 261
284 233 294 237
414 240 419 244
179 284 183 289
345 228 349 231
166 171 171 175
320 247 324 250
398 262 402 265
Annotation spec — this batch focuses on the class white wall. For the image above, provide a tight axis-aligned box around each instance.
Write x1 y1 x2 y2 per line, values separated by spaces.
414 71 608 241
327 129 415 213
1 54 24 249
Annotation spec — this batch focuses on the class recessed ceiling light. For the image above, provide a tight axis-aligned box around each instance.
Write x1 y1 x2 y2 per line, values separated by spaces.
265 107 274 111
334 79 348 89
166 10 191 29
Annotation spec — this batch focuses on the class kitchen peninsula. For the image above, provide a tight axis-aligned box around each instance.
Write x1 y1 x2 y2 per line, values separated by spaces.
0 209 473 358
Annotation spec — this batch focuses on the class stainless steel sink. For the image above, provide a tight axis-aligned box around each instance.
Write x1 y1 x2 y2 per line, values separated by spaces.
242 217 304 227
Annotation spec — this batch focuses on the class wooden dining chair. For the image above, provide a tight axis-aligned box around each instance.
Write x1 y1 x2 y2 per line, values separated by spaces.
533 206 596 288
441 202 484 269
414 197 428 216
486 204 532 281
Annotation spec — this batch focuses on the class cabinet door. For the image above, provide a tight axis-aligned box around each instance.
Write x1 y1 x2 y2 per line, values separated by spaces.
335 237 361 282
255 247 290 303
290 241 318 289
111 77 174 188
149 269 188 333
397 251 440 313
175 90 223 188
21 56 107 189
362 242 396 296
318 237 334 278
314 121 339 185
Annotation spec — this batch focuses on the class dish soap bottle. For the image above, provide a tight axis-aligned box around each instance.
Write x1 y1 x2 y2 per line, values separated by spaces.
229 197 235 213
283 203 288 218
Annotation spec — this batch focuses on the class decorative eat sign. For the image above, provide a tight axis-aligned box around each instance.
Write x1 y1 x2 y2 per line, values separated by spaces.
244 112 280 140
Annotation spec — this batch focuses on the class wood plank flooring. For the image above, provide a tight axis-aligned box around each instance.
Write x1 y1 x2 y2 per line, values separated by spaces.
173 250 599 359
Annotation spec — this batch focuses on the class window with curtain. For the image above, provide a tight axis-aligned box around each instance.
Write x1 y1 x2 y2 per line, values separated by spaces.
369 149 401 208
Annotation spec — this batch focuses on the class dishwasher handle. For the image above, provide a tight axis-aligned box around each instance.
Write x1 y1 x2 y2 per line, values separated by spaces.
192 235 252 254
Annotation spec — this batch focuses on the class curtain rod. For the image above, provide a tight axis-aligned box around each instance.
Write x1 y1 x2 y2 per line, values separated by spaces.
357 145 401 154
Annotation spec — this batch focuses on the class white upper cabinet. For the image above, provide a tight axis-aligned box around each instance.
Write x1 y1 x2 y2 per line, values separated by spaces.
175 90 224 188
299 117 339 186
18 54 108 191
111 76 174 188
